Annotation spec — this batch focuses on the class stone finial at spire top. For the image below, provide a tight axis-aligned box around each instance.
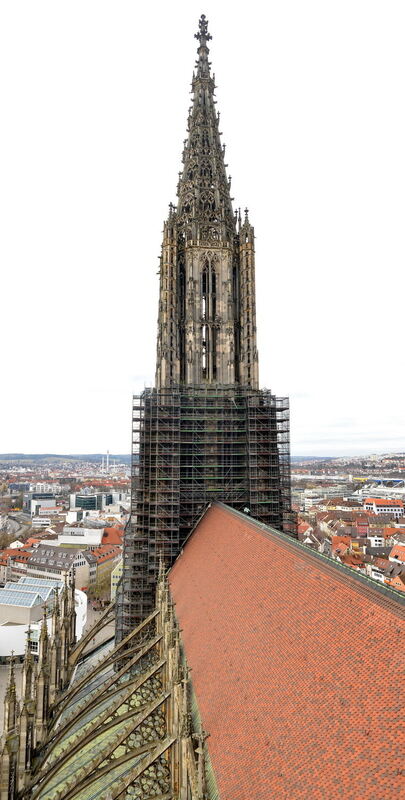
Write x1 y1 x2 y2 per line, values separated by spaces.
194 14 212 79
194 14 212 46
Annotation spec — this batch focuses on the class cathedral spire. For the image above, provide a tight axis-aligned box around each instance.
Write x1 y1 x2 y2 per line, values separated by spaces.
155 15 259 389
175 14 235 244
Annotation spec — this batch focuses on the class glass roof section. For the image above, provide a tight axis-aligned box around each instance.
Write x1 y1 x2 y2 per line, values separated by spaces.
19 577 63 589
0 589 42 607
57 664 117 727
3 581 56 602
74 639 115 682
48 686 132 763
70 753 147 800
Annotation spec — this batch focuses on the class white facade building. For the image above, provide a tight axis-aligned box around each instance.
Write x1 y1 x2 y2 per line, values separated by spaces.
58 527 104 548
363 498 404 517
0 577 87 661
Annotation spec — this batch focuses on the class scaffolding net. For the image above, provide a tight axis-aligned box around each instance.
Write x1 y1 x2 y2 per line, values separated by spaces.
116 385 295 638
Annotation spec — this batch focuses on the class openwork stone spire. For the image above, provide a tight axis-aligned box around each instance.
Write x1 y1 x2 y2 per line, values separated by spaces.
176 14 235 244
156 14 259 388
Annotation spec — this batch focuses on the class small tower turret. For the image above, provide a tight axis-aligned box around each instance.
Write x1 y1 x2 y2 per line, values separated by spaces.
18 629 36 791
3 653 18 736
49 590 62 704
35 609 50 747
0 653 20 800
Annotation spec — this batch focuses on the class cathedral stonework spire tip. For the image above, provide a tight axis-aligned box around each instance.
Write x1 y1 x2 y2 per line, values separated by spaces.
195 14 212 46
194 14 212 80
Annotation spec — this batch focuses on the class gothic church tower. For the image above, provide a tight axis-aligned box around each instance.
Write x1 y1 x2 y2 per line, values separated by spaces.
117 16 294 638
156 15 258 390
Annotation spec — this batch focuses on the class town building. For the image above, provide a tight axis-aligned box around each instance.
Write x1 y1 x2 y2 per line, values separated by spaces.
110 557 123 600
363 497 404 517
117 14 295 637
389 543 405 565
91 544 121 578
27 545 96 590
69 491 128 511
23 492 56 515
57 525 105 548
0 576 87 661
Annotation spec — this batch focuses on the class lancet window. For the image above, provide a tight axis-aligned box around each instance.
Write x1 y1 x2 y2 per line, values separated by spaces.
201 257 217 381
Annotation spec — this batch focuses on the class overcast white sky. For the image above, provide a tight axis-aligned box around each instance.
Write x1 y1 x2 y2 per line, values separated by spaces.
1 1 404 457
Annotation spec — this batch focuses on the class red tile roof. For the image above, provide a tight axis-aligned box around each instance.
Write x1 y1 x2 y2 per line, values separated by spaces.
364 498 403 507
169 502 405 800
11 552 31 563
389 544 405 563
340 553 365 569
101 527 124 546
384 526 401 537
374 557 390 570
91 545 122 565
0 547 31 559
331 535 351 555
386 574 405 591
297 521 310 534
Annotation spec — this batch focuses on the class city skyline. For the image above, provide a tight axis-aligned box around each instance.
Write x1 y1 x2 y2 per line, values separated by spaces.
1 1 404 456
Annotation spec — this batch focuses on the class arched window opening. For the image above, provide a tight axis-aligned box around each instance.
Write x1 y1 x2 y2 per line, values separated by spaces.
200 259 218 381
200 162 212 181
179 259 186 381
212 327 217 380
202 324 207 379
201 266 208 319
211 269 216 318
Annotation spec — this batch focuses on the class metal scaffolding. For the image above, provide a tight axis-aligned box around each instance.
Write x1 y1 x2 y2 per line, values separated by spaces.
116 385 295 638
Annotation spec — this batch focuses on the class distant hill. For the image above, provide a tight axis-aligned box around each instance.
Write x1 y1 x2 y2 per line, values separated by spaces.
0 453 131 465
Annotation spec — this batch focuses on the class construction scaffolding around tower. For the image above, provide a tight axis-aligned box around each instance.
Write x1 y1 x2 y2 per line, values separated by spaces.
116 385 295 638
